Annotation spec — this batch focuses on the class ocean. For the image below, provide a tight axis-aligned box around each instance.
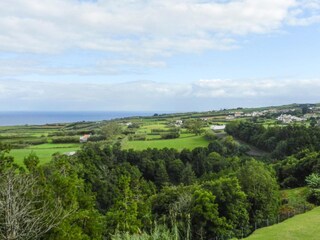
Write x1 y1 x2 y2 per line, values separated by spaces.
0 111 156 126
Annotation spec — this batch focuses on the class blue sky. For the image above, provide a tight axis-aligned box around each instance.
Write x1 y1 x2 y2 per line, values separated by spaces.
0 0 320 111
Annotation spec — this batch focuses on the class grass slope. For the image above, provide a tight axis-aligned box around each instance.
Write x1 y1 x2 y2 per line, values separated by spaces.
245 207 320 240
281 187 310 208
122 135 209 151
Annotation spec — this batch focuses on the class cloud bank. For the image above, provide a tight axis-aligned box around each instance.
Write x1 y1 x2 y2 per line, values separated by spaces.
1 78 319 111
0 0 319 75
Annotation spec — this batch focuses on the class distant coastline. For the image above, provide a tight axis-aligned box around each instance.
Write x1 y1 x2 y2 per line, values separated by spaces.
0 111 155 126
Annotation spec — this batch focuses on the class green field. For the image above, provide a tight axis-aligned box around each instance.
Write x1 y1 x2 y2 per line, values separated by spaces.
122 135 209 151
9 143 80 166
245 207 320 240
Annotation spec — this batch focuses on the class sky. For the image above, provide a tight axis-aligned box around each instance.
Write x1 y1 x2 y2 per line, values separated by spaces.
0 0 320 112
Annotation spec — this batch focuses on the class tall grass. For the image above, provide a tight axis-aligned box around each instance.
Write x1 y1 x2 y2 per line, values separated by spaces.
112 223 180 240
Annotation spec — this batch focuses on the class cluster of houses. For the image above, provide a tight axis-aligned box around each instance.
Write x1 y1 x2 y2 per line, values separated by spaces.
276 114 306 124
226 111 243 120
225 107 320 123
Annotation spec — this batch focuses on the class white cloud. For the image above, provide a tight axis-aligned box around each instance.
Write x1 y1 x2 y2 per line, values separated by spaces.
286 0 320 25
0 0 318 76
1 78 320 111
0 0 316 55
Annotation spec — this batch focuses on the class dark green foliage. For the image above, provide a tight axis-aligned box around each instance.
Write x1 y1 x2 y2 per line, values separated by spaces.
208 140 226 155
237 160 280 224
274 150 320 188
42 154 105 240
183 119 204 135
202 177 249 238
23 151 40 172
105 176 142 235
87 134 106 142
306 173 320 205
2 115 297 239
180 163 196 185
191 189 229 239
160 132 180 139
190 147 208 177
51 136 79 143
154 160 170 188
204 130 217 141
222 136 240 156
226 121 320 159
167 159 184 184
101 122 123 140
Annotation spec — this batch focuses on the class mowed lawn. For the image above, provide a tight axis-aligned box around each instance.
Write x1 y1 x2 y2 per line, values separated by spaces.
245 207 320 240
122 135 209 151
9 143 80 166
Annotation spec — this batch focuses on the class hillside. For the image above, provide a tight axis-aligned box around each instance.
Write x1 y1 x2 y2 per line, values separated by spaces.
245 207 320 240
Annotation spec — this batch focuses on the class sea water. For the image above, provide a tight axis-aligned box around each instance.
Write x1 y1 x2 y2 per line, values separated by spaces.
0 111 156 126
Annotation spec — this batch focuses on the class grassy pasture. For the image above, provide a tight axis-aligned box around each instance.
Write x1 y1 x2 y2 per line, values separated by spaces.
122 134 209 151
9 143 80 166
245 207 320 240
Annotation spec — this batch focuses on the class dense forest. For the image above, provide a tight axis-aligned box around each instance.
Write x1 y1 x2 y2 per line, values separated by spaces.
225 121 320 159
226 121 320 191
1 120 320 239
0 136 280 240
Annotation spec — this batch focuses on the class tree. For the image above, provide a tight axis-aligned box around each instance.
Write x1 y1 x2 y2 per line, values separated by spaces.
23 151 40 172
184 119 203 136
191 189 228 239
167 159 184 184
208 140 226 155
154 161 170 188
222 136 240 156
0 145 67 240
42 154 105 240
180 163 196 185
202 177 249 238
0 170 69 240
191 147 208 177
237 160 280 224
105 176 141 235
101 122 122 140
310 117 317 127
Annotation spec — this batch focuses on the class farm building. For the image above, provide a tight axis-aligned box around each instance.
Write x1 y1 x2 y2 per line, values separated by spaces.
211 125 226 131
80 134 91 143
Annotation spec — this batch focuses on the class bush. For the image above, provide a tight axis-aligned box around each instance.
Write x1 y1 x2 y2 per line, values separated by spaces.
204 130 217 141
88 135 106 142
51 136 79 143
151 129 168 134
23 138 48 145
281 176 298 188
160 132 180 139
307 189 320 205
306 173 320 205
133 134 147 141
